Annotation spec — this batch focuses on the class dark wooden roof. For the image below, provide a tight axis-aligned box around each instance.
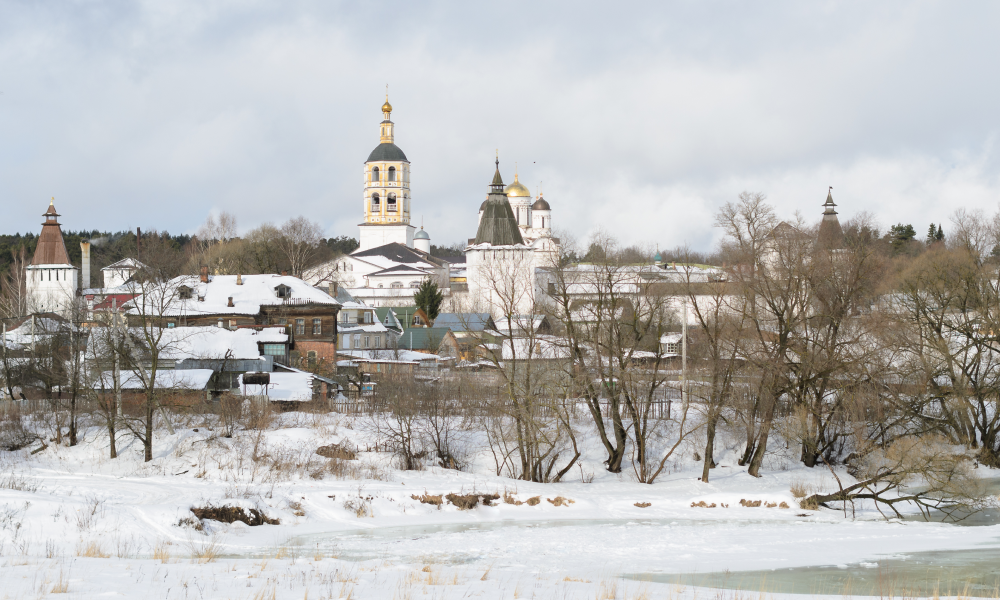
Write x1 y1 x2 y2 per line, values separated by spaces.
474 194 524 246
31 201 72 266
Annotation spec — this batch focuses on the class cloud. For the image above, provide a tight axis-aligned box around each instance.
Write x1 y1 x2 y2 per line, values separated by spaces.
0 1 998 252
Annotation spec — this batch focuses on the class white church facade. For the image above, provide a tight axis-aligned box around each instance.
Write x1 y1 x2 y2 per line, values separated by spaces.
306 97 559 315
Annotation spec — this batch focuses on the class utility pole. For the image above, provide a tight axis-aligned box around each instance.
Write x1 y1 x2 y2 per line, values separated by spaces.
112 298 122 418
681 298 688 410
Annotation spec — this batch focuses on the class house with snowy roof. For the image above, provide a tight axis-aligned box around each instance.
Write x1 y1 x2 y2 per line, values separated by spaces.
125 269 341 371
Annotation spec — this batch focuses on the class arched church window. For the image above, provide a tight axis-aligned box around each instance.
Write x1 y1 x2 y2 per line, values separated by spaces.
371 193 380 212
372 167 380 182
390 281 403 289
388 166 396 182
387 193 397 212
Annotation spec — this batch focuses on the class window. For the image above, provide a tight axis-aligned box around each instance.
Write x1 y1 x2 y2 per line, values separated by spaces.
278 318 287 326
263 343 285 356
372 166 380 182
378 284 383 289
167 322 175 328
364 336 370 348
409 281 419 288
388 166 396 182
342 335 350 349
353 334 360 348
364 312 372 324
275 284 292 299
177 286 193 300
387 193 397 212
371 193 380 212
229 319 237 329
391 281 403 289
295 319 305 335
374 336 381 348
307 350 317 367
312 318 322 335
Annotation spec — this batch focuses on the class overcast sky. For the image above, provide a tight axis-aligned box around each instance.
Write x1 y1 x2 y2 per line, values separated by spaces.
1 1 998 252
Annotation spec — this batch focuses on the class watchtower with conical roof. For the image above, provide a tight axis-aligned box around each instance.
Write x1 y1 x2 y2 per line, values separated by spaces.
466 160 536 318
359 94 416 251
26 199 79 315
818 187 844 249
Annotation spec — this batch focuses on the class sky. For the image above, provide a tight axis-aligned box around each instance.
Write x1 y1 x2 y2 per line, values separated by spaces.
1 1 999 252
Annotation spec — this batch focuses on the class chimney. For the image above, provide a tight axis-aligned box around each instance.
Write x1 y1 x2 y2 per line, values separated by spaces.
236 274 243 285
328 281 338 297
80 241 91 289
200 265 209 283
227 296 234 307
136 227 141 256
281 270 288 277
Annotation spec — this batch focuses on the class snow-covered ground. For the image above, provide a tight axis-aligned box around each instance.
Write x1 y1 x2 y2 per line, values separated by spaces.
2 410 999 599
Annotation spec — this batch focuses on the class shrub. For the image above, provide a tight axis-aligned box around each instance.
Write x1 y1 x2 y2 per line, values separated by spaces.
411 493 443 508
190 505 279 526
547 496 574 507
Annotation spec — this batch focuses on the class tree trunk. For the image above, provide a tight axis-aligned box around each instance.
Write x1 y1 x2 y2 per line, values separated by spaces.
747 397 776 477
702 413 719 483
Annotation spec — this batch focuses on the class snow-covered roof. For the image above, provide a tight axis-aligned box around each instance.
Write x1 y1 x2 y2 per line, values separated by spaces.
501 335 570 361
86 326 279 361
129 274 340 317
97 369 215 390
102 258 145 271
337 349 440 362
237 371 315 401
660 333 683 344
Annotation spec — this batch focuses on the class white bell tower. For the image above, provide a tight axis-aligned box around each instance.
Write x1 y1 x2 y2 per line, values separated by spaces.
358 93 416 251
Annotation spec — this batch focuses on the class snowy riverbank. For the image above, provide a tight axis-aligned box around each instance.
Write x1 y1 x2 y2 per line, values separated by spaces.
2 411 999 598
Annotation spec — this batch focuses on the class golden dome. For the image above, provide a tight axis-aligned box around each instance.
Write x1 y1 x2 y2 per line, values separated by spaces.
382 100 392 113
504 173 531 197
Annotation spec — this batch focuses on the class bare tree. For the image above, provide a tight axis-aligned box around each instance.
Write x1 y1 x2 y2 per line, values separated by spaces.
276 217 324 277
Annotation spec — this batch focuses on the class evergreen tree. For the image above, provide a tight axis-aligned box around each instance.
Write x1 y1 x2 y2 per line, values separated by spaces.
413 279 443 321
936 224 945 242
889 223 917 254
927 223 938 245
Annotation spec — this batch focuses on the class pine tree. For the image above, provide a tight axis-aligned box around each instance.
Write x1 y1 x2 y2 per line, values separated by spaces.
413 279 443 321
927 223 938 245
936 224 944 242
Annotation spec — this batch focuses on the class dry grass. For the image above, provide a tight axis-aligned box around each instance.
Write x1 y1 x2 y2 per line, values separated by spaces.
789 480 811 498
480 565 492 581
597 579 618 599
153 540 171 563
634 502 651 508
344 496 373 518
526 496 541 506
503 491 523 505
50 570 69 593
75 540 109 558
563 576 591 583
288 500 306 517
547 496 575 507
411 493 443 507
190 535 222 563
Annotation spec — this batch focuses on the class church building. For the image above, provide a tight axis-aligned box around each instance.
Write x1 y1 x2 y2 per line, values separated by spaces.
358 97 416 252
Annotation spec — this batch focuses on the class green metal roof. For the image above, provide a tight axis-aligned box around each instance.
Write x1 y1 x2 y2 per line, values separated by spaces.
367 142 408 162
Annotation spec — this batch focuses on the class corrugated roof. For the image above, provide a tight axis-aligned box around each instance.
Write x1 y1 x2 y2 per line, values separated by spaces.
398 327 453 350
433 313 494 332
